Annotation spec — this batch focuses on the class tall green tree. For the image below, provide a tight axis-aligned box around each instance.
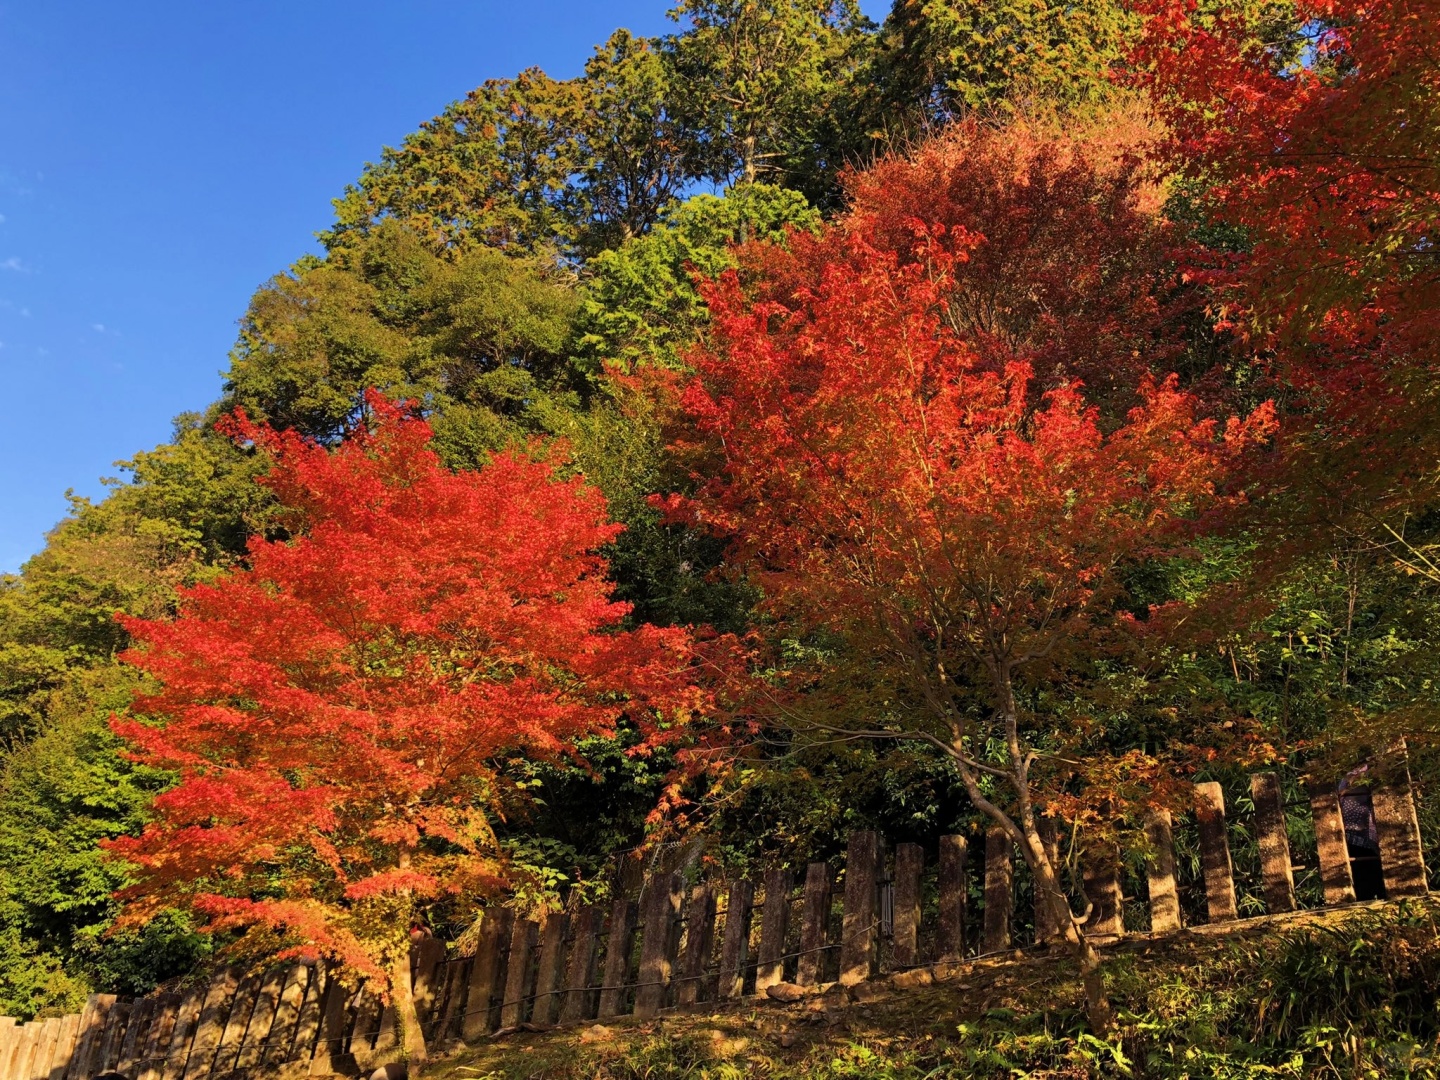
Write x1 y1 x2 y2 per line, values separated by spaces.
664 0 872 188
575 182 819 375
224 222 582 460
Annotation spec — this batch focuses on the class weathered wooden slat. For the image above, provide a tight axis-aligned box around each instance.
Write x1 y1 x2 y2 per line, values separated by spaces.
234 967 285 1071
1144 808 1183 933
158 985 205 1080
184 971 239 1080
500 918 539 1028
891 844 924 969
1251 772 1297 913
754 868 793 993
96 1003 131 1074
211 974 262 1076
677 885 718 1007
1194 781 1238 923
347 985 384 1058
596 898 637 1020
635 873 684 1019
305 974 352 1076
1307 778 1356 906
839 831 879 986
411 938 447 1028
531 913 570 1026
1374 745 1430 897
45 1015 79 1080
27 1020 60 1080
287 966 330 1070
0 1019 16 1080
1081 845 1125 938
981 826 1013 954
716 880 754 1001
134 993 182 1080
462 909 513 1040
430 960 470 1045
559 906 602 1025
8 1024 38 1080
66 994 115 1080
795 864 833 987
936 834 967 962
115 998 156 1079
261 965 311 1067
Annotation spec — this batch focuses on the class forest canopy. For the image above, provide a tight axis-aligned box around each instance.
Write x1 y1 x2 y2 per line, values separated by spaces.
2 0 1437 1061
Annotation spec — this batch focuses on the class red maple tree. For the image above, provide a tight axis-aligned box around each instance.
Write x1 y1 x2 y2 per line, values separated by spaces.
1138 0 1440 513
665 139 1276 1027
108 394 706 1067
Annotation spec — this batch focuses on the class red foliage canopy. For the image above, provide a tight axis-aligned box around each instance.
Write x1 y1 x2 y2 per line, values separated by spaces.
109 394 704 980
1139 0 1440 461
834 113 1224 415
664 123 1276 860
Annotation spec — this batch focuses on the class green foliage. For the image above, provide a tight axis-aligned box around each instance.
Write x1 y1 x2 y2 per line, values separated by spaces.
326 32 697 261
0 418 265 745
576 182 819 374
664 0 873 192
0 668 211 1017
225 221 582 454
867 0 1137 126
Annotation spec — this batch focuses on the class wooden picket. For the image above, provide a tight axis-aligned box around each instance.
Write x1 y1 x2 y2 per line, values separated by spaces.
4 765 1434 1079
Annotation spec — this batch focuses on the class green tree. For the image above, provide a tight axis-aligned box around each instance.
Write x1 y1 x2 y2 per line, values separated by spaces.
326 69 584 257
862 0 1137 135
575 182 819 374
664 0 873 187
224 222 582 458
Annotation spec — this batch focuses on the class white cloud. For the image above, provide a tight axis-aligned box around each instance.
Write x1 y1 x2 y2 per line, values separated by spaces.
1 256 28 273
0 214 7 224
92 323 105 332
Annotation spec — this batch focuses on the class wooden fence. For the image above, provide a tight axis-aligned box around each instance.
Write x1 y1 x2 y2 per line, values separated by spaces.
0 763 1429 1080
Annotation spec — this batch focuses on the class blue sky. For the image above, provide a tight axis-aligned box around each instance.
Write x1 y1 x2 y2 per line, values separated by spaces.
0 1 885 573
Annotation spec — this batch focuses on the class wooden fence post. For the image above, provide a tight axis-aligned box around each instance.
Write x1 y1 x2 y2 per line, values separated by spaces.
135 993 182 1080
1194 781 1238 923
559 905 602 1025
66 995 115 1080
596 897 637 1020
937 834 967 962
1034 820 1063 944
1374 744 1430 897
47 1015 79 1080
263 964 312 1066
1306 777 1356 906
635 872 684 1019
677 885 718 1007
1144 809 1183 933
531 914 570 1027
891 844 924 969
981 826 1013 953
1251 772 1297 913
500 919 539 1029
234 967 285 1072
755 868 793 993
839 831 880 986
462 909 513 1040
1081 845 1125 938
717 880 755 1000
795 863 834 986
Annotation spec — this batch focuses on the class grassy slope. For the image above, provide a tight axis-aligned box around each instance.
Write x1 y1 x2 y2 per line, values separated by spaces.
420 899 1440 1079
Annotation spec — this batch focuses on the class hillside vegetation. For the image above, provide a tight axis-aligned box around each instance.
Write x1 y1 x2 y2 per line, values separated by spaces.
1 0 1438 1074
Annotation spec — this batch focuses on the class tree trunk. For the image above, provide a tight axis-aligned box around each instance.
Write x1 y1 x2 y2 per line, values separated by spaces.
392 848 428 1073
1021 826 1113 1034
390 947 428 1072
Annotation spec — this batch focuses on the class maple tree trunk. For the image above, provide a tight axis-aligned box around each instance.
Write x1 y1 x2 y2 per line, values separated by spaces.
393 849 428 1073
1021 827 1113 1035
